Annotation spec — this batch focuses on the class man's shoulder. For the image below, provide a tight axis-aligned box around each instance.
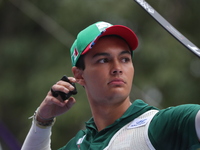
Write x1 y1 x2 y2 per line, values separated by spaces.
148 103 200 149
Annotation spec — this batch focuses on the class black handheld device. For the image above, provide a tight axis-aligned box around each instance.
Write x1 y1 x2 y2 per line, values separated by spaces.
51 75 77 100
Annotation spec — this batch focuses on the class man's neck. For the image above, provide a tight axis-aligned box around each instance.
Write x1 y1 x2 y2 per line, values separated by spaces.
90 99 132 132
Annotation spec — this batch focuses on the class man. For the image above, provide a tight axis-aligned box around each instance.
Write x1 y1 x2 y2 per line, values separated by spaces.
22 21 200 150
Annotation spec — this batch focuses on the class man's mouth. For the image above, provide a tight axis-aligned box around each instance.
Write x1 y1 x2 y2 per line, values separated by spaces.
108 78 125 85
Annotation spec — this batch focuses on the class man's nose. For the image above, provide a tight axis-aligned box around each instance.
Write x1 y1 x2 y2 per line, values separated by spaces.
112 69 122 75
111 61 123 75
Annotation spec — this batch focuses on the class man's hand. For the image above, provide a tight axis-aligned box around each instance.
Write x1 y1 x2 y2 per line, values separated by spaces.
36 77 77 122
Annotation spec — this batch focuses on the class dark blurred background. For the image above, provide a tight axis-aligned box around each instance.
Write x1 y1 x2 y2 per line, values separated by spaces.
0 0 200 149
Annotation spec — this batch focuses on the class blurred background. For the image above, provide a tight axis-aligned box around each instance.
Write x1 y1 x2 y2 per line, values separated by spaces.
0 0 200 149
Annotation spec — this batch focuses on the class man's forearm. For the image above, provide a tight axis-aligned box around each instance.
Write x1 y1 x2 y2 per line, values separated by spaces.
21 117 54 150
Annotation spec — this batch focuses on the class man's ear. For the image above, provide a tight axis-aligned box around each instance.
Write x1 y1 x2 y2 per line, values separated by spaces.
72 66 85 86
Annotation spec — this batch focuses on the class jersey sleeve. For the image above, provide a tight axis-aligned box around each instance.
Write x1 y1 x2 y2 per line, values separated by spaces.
148 104 200 150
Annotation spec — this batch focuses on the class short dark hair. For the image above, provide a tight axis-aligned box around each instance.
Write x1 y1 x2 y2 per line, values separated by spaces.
75 54 85 70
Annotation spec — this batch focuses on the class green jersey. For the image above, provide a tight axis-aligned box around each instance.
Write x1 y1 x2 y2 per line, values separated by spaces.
59 100 200 150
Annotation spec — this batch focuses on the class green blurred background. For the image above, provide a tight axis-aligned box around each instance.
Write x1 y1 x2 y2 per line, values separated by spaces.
0 0 200 149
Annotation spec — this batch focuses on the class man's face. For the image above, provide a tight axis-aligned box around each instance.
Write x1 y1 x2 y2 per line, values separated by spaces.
81 36 134 105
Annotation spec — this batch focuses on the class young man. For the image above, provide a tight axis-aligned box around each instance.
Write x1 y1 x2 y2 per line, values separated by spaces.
22 21 200 150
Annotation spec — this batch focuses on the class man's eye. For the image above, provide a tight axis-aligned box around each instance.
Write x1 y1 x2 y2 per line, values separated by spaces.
98 58 109 63
122 57 131 63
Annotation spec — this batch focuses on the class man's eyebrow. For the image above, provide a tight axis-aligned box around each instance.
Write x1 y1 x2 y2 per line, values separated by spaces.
120 50 132 56
92 52 110 58
92 50 132 58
